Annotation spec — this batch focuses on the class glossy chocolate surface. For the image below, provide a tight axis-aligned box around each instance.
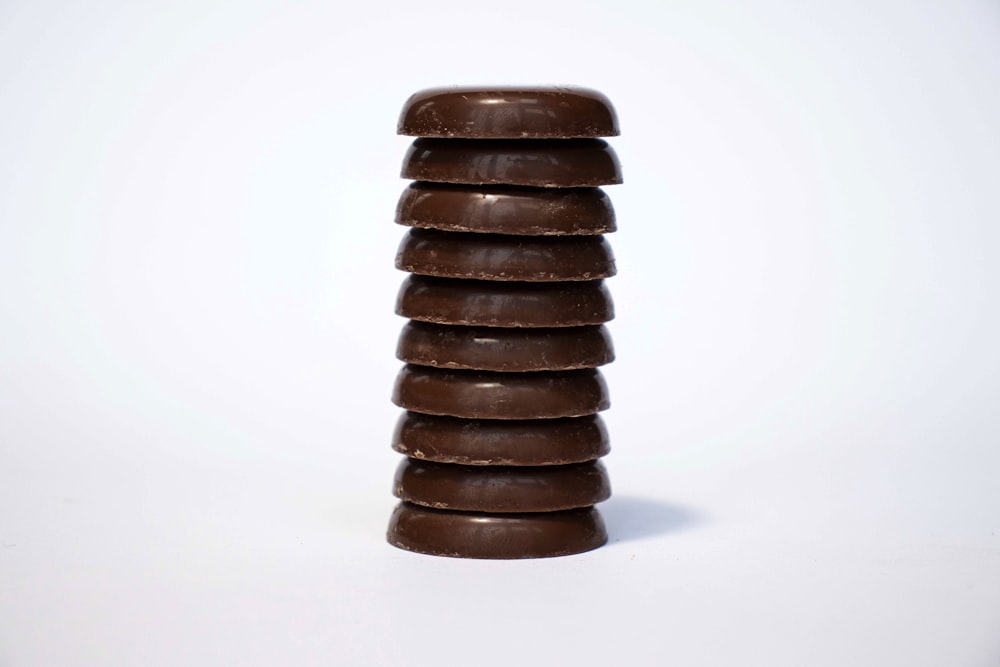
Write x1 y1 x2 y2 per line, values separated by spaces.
392 365 610 419
387 503 608 559
396 228 615 281
396 275 614 327
396 183 616 236
396 321 614 371
392 412 610 465
401 139 622 187
398 86 619 138
394 459 610 512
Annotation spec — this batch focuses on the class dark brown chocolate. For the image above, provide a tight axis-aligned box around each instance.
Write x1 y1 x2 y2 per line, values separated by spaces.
396 275 614 327
401 139 622 187
398 86 619 139
396 228 615 282
394 459 610 512
388 85 622 560
392 365 609 419
396 183 616 236
392 412 611 465
387 502 608 559
396 321 614 371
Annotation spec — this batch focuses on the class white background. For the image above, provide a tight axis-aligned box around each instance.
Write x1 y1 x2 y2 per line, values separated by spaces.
2 0 999 665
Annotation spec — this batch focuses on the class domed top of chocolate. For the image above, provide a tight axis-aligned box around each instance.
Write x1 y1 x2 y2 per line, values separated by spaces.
398 86 619 139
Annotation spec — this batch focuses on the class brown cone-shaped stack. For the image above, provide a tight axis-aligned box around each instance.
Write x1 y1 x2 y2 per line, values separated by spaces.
387 86 622 559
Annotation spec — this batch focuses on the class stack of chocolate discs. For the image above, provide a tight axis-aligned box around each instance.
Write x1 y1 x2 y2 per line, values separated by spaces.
386 86 622 559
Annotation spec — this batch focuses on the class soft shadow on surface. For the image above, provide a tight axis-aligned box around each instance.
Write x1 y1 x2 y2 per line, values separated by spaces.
600 495 706 543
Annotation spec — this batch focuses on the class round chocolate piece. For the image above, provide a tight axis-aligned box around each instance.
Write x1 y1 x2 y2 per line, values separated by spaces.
393 413 611 466
387 503 608 559
398 86 620 139
392 365 610 419
396 276 614 328
396 322 614 371
394 459 610 512
401 139 622 188
396 229 616 282
396 183 617 236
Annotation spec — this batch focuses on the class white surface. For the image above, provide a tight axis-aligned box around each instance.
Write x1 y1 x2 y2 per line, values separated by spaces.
2 1 999 665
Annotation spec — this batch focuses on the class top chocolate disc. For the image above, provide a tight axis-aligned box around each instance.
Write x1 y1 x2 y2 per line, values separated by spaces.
398 86 620 139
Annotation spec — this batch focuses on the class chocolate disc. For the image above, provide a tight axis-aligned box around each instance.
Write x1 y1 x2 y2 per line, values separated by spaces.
401 139 622 187
396 183 617 236
392 365 610 419
396 321 614 371
396 275 614 328
393 413 611 465
387 503 608 559
396 228 616 282
394 459 610 512
398 86 619 138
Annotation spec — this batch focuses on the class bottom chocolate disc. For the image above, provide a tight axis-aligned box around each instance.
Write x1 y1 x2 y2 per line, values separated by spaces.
387 502 608 559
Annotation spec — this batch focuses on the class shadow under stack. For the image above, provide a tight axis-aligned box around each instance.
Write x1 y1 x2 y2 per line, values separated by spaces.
386 86 622 559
